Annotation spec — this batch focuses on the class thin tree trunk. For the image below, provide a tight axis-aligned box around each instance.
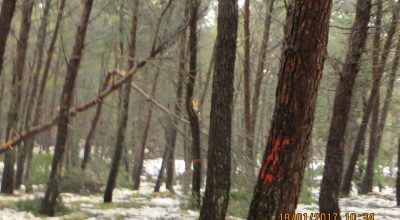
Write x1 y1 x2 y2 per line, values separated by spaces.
319 0 372 216
0 0 17 78
250 0 275 166
186 0 201 207
103 0 139 203
81 72 113 170
342 2 400 196
15 0 52 189
397 135 400 206
165 0 189 192
154 144 168 192
248 0 332 219
243 0 253 174
39 0 94 215
199 0 238 219
131 68 160 190
1 0 34 194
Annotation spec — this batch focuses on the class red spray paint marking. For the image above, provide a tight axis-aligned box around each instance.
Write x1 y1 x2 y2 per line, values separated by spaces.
260 136 290 184
339 139 344 151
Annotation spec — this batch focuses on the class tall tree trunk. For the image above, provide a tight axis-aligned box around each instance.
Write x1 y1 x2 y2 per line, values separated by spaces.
131 68 160 190
248 1 332 219
341 2 399 196
15 0 52 189
104 0 139 203
199 0 238 219
397 135 400 206
0 0 16 78
318 0 372 216
39 0 94 215
1 0 34 194
243 0 253 178
186 0 201 207
250 0 275 164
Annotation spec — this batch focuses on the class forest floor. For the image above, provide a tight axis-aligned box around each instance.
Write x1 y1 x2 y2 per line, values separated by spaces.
0 159 399 219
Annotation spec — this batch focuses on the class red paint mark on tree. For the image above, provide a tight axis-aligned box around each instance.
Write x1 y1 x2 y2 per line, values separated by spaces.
260 135 290 184
339 139 344 151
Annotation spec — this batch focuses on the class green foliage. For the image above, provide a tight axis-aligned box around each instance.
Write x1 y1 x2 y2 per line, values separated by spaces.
15 199 70 216
30 152 53 184
60 169 103 194
227 191 251 218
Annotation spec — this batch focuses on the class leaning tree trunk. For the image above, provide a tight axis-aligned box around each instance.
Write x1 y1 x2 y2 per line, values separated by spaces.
342 2 400 196
15 0 52 190
319 0 372 216
131 69 160 190
185 0 201 207
247 1 332 219
199 0 238 219
25 0 66 192
1 0 34 194
39 0 94 216
0 0 16 78
103 0 139 203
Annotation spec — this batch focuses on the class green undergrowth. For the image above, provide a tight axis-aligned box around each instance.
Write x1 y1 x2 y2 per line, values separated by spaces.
14 198 71 216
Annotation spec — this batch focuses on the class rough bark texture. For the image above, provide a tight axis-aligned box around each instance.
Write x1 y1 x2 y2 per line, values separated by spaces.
247 1 332 219
39 0 94 215
0 0 16 77
131 69 160 190
186 0 201 207
103 0 138 203
342 2 399 196
199 0 238 219
1 0 34 194
15 0 52 189
318 0 372 216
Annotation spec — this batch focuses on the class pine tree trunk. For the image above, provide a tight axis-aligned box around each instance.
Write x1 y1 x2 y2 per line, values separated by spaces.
104 0 138 202
319 0 372 216
131 69 160 190
199 0 238 219
165 0 189 192
15 0 52 189
342 2 399 196
397 136 400 206
243 0 253 178
39 0 94 215
248 1 332 219
0 0 16 78
186 0 201 207
1 0 34 194
25 0 66 192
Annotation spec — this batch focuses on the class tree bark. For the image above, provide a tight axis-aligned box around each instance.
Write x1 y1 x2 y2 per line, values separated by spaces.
39 0 94 215
397 135 400 206
319 0 372 216
15 0 52 190
186 0 201 207
0 0 16 78
1 0 34 194
248 1 332 219
103 0 139 203
341 2 400 196
131 68 160 190
199 0 238 219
